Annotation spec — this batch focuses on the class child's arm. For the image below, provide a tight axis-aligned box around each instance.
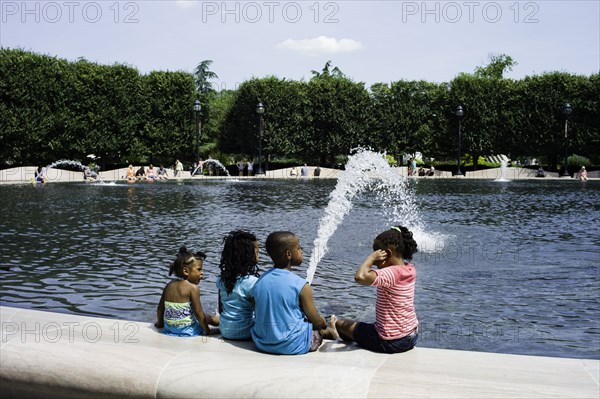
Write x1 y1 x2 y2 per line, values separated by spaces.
354 250 387 286
299 284 327 330
155 289 166 328
189 284 213 334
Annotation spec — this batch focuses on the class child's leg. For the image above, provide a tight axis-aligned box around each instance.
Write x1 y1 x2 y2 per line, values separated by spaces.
335 318 359 342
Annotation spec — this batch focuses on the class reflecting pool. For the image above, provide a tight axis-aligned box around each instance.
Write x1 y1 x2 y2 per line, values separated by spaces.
0 178 598 359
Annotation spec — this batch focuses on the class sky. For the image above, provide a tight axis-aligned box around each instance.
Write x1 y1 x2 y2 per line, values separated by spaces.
1 0 599 89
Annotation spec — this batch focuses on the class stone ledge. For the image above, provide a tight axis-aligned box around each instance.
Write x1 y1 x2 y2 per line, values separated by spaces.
1 306 598 398
5 166 596 184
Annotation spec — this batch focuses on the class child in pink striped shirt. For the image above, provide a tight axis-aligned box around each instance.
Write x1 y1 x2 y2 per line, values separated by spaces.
335 226 419 353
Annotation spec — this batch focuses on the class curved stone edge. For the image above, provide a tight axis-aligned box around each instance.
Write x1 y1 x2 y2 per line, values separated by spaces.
4 166 594 184
1 306 598 398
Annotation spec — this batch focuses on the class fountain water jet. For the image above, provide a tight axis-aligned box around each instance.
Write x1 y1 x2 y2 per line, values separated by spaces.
495 159 510 182
197 158 231 177
44 159 108 183
45 159 86 170
306 149 447 284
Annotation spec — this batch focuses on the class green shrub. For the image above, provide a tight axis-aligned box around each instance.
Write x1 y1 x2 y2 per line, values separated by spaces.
567 154 590 168
479 157 501 168
386 154 397 166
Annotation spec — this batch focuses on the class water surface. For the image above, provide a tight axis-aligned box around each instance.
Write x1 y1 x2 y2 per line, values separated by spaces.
0 178 598 359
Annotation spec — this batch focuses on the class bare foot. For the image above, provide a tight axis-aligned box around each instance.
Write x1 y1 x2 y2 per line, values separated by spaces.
328 315 339 340
207 314 220 326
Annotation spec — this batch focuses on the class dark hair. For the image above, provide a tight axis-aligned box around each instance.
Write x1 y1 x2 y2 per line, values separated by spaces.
169 246 206 278
265 231 297 267
373 226 418 260
219 230 259 294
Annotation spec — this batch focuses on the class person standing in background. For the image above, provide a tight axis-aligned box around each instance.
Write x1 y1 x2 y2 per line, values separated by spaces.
174 160 183 177
301 164 309 177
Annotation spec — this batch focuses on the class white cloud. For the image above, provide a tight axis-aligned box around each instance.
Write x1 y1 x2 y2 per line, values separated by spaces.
276 36 364 56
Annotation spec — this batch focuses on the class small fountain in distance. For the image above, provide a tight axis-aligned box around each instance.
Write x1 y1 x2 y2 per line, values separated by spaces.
305 149 447 285
495 159 510 182
195 158 231 177
44 159 109 184
45 159 86 171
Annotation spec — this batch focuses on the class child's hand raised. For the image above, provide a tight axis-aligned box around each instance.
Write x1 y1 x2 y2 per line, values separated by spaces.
355 250 387 285
368 249 388 265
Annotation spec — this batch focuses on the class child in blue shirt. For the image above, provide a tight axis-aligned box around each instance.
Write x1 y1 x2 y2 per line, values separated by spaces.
251 231 338 354
216 230 260 340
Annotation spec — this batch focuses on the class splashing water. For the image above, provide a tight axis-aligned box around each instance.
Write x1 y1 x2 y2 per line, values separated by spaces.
305 149 447 284
495 159 510 182
45 159 86 170
45 159 108 183
202 158 231 177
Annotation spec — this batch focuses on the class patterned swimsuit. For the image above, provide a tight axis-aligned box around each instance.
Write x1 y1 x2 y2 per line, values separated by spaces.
162 301 204 337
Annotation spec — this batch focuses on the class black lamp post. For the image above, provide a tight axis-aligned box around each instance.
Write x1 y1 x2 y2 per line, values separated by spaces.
194 100 202 164
454 105 464 176
256 102 265 175
560 103 572 177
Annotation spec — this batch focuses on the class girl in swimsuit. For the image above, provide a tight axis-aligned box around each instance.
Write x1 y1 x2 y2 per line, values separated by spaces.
155 247 219 336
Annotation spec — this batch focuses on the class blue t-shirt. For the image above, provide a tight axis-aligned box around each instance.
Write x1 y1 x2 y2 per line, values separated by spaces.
216 275 258 340
251 268 312 355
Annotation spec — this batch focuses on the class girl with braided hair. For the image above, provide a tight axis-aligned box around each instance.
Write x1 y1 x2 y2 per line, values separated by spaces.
334 226 419 353
155 247 219 336
216 230 260 340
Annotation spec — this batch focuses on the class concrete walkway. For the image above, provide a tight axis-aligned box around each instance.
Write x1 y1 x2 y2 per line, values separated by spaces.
2 166 596 184
0 166 341 183
1 306 598 398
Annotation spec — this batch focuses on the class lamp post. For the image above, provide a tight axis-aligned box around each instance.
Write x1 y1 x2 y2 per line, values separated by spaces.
194 100 202 164
454 105 464 176
256 102 265 175
560 103 572 177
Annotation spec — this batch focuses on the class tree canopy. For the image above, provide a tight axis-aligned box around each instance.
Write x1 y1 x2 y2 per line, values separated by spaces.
1 48 598 171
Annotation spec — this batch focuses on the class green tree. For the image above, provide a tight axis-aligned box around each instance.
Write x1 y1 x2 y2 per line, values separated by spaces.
220 76 309 164
310 60 344 79
0 49 66 164
369 80 448 162
63 60 146 165
2 49 598 171
307 71 371 166
142 71 196 163
449 74 514 169
193 60 219 95
513 72 594 170
193 60 221 157
203 89 237 157
474 53 517 80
